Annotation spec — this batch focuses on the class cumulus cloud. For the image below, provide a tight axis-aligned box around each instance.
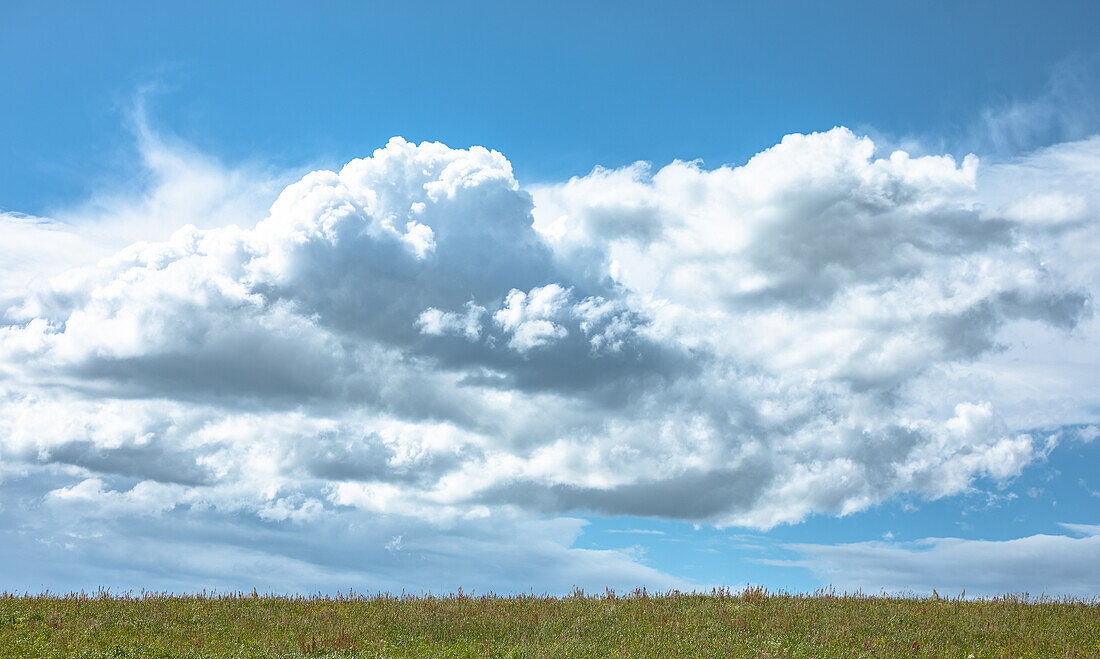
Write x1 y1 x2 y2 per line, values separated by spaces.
1 126 1098 590
417 302 485 340
493 284 571 352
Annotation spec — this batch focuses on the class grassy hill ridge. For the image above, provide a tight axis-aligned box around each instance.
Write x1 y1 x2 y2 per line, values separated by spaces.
2 587 1097 657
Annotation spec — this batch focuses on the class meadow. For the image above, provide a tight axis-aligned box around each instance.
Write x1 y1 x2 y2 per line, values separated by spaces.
1 587 1097 657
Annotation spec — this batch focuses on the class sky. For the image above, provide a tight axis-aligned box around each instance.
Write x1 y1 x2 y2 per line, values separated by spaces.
1 1 1099 597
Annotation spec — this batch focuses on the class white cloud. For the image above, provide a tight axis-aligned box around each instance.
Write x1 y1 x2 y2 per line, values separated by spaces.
44 477 182 516
417 302 485 340
0 472 690 594
1 126 1099 590
971 54 1100 157
607 529 666 536
69 102 295 247
493 284 572 352
778 525 1100 597
0 213 109 307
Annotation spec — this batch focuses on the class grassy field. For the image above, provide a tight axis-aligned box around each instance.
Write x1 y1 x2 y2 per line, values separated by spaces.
1 587 1097 658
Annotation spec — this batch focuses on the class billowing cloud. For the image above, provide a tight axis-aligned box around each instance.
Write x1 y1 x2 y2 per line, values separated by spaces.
1 127 1098 590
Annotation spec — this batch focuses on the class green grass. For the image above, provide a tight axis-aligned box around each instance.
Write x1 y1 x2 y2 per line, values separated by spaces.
1 587 1097 657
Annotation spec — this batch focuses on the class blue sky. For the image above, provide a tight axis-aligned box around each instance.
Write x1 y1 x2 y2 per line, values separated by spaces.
6 1 1100 209
1 1 1099 596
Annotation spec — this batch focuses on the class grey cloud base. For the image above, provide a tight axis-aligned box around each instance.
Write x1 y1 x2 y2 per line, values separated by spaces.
1 129 1099 591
